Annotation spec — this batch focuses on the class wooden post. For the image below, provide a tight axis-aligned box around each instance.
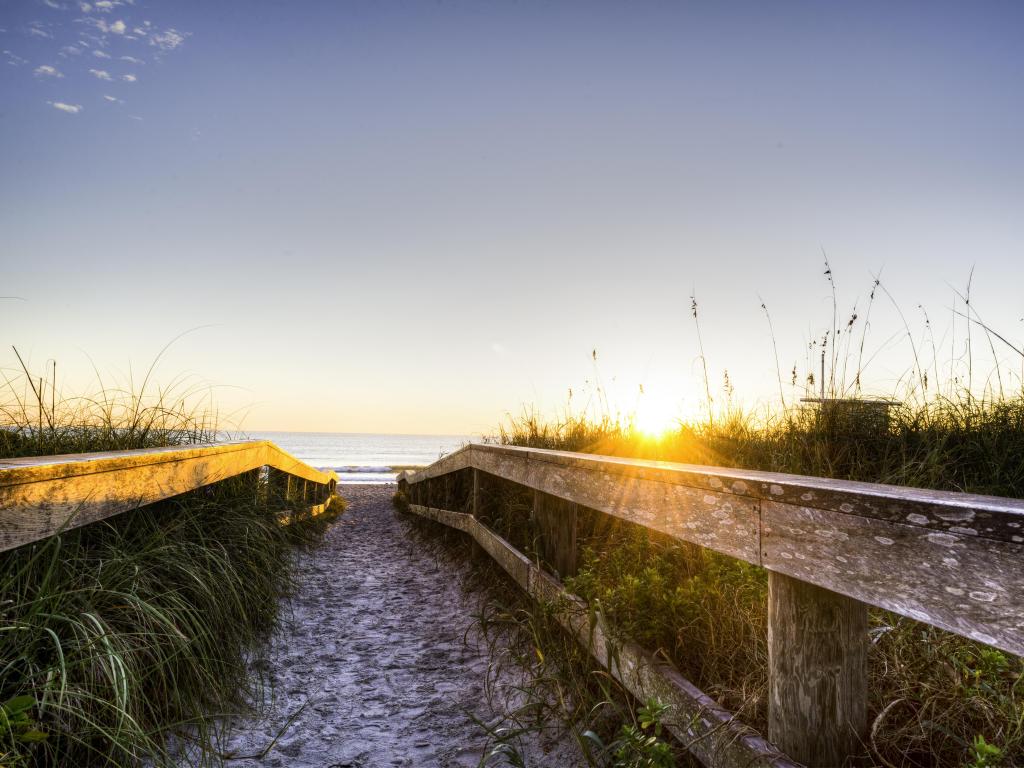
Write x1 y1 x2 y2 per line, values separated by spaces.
768 572 868 767
532 490 578 579
472 469 481 518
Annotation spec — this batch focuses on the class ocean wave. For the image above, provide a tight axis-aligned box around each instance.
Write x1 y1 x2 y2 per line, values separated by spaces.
328 465 394 473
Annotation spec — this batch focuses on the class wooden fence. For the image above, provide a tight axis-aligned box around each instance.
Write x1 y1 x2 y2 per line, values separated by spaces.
0 440 339 551
398 443 1024 768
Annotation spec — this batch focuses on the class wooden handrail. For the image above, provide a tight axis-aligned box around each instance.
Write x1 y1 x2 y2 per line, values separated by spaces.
398 443 1024 767
0 440 338 551
399 443 1024 653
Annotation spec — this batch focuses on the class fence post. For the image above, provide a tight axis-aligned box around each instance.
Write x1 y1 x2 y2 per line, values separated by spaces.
472 469 481 518
768 572 868 767
532 490 578 580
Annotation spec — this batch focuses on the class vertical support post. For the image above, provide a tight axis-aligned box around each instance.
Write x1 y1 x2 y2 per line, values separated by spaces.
285 475 295 506
472 469 481 518
532 490 579 580
566 501 578 578
768 572 868 767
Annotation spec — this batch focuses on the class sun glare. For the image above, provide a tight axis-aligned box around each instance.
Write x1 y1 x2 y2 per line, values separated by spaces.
633 390 684 438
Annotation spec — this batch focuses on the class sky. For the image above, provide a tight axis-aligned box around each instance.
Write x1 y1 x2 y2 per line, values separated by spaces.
1 0 1022 435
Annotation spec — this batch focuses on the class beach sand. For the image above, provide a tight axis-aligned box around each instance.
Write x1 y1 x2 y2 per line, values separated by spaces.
214 484 581 767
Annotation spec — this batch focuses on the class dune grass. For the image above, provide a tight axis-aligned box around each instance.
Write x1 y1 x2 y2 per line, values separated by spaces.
476 398 1024 766
0 351 343 766
0 345 219 459
475 272 1024 766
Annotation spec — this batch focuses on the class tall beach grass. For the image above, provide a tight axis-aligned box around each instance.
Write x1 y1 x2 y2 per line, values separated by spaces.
477 272 1024 766
0 350 342 766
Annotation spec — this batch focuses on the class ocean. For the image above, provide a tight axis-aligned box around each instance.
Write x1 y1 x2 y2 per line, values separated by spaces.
238 432 478 484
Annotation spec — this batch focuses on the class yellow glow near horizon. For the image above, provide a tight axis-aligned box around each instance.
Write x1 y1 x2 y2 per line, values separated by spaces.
632 389 685 438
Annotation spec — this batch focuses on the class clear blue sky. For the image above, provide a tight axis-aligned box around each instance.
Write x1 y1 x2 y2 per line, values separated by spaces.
2 1 1022 433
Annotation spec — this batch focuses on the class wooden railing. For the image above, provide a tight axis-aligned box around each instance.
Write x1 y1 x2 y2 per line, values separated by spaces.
398 443 1024 768
0 440 339 551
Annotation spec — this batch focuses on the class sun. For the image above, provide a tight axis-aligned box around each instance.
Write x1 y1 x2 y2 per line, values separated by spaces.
632 389 683 438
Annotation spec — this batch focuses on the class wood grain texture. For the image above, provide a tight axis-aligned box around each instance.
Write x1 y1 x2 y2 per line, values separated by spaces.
768 573 867 767
762 500 1024 654
403 445 1024 655
464 445 1024 544
0 441 338 551
471 447 761 563
532 490 578 579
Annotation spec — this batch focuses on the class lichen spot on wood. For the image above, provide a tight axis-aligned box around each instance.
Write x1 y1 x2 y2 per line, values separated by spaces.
935 509 976 523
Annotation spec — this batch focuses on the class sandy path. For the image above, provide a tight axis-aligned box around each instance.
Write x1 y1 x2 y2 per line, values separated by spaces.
217 484 578 768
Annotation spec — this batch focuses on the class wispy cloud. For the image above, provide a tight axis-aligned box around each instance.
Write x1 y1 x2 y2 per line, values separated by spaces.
150 27 186 51
28 22 54 39
18 4 188 117
91 0 130 11
4 49 29 66
34 64 63 77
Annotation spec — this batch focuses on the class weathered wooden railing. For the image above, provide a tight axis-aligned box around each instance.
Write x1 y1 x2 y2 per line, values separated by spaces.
398 443 1024 768
0 440 339 551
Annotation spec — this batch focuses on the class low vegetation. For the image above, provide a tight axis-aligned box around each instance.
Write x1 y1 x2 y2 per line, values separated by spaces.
471 273 1024 766
395 501 693 768
0 351 344 766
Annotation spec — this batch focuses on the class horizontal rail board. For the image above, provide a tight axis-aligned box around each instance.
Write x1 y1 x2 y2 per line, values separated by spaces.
0 440 338 551
408 503 798 768
400 444 1024 656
